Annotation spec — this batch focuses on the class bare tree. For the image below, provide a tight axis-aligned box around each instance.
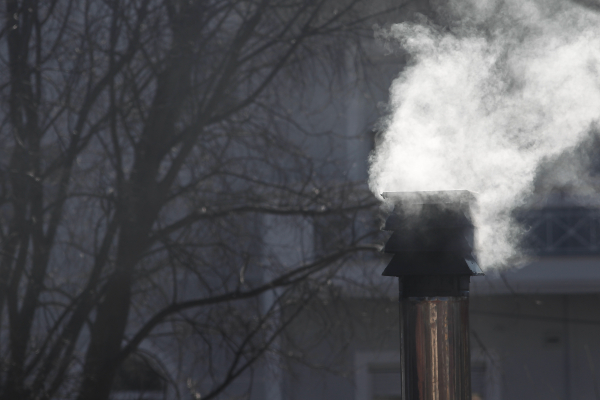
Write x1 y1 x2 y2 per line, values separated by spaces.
0 0 411 398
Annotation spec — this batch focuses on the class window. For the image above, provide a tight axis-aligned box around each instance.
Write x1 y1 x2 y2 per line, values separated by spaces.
111 353 165 400
470 350 502 400
369 364 401 400
355 352 400 400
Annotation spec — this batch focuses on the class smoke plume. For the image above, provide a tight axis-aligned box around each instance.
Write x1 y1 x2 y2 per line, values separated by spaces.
369 0 600 269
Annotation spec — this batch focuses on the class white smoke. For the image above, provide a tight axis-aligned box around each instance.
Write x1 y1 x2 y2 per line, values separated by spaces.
369 0 600 269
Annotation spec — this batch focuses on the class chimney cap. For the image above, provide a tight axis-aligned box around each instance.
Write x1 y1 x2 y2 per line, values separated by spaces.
381 190 483 277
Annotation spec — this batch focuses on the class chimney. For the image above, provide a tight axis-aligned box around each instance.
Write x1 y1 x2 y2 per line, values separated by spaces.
382 191 483 400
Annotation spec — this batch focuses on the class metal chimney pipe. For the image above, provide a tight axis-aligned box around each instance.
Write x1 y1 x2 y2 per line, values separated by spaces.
381 191 483 400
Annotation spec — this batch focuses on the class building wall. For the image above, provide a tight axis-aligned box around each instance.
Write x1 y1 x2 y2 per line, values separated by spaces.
280 291 600 400
472 293 600 400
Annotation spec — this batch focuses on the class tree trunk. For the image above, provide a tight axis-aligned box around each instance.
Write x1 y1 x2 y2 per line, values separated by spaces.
76 221 148 400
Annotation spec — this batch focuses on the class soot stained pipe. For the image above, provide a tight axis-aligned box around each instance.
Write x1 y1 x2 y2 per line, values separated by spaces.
381 191 484 400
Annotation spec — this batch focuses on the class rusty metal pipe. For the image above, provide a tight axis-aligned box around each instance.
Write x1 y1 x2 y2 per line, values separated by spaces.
401 295 471 400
